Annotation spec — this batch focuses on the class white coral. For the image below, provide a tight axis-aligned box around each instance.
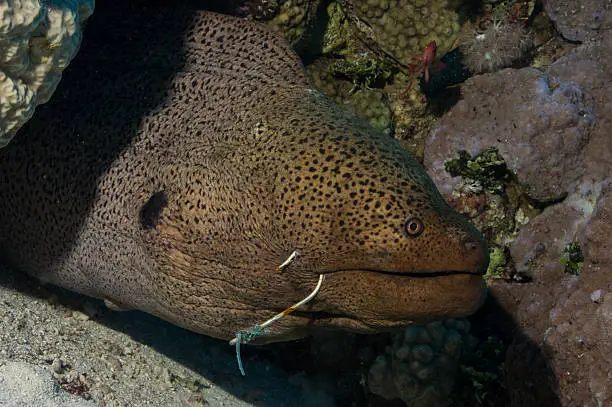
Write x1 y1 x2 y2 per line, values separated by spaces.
0 0 94 147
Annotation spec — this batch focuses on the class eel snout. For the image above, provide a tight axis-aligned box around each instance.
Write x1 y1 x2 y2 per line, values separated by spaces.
295 217 490 332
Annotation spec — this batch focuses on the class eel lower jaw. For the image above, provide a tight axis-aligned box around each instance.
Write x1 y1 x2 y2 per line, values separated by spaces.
298 270 487 332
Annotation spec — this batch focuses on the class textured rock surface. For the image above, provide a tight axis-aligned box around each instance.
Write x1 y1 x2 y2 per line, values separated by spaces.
544 0 611 42
424 33 612 407
499 180 612 407
424 66 598 202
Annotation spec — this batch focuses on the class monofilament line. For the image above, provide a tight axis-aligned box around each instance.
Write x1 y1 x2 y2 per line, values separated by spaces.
230 252 325 376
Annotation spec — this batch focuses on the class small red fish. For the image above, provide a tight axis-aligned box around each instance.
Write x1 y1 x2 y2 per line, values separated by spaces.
409 40 441 84
420 41 437 84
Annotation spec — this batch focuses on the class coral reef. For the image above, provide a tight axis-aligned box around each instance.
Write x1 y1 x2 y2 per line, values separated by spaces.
368 319 472 407
0 0 95 147
346 0 461 66
424 34 612 406
308 58 393 131
4 1 609 406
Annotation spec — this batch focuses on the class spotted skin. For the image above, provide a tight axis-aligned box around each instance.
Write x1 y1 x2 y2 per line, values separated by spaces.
0 1 488 343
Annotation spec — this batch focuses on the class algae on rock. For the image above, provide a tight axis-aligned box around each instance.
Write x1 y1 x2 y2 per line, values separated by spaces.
560 241 584 276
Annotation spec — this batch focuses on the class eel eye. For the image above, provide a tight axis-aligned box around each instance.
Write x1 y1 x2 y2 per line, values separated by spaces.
404 217 424 237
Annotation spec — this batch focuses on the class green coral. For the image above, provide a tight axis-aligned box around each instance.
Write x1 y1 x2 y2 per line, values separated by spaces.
308 59 393 131
266 0 321 44
347 89 393 130
560 241 584 276
444 148 509 194
347 0 461 66
322 2 351 54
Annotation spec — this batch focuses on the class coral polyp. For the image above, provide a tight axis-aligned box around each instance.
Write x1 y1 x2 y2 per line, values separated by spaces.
459 16 534 74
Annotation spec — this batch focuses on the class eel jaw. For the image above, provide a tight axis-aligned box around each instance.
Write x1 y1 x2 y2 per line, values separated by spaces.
303 270 487 332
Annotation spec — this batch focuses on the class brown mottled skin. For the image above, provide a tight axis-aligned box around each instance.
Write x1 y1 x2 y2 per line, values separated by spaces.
0 1 488 343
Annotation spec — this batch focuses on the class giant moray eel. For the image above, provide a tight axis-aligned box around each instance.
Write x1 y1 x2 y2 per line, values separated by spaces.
0 1 488 344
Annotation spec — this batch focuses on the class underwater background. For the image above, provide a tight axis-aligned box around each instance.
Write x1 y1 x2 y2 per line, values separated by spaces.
0 1 610 406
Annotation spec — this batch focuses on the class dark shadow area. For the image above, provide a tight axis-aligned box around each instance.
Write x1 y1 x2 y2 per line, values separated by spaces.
263 290 564 407
0 0 196 272
422 48 470 114
292 0 334 65
466 293 562 407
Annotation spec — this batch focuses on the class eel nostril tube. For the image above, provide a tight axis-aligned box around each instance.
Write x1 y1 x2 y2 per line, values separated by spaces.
461 234 489 275
464 239 478 251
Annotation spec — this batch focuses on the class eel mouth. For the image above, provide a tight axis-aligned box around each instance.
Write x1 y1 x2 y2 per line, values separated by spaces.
321 268 487 277
300 269 487 332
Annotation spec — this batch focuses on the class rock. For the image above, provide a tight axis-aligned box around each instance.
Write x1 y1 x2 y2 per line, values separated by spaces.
424 34 612 407
424 67 597 202
590 289 602 303
544 0 611 42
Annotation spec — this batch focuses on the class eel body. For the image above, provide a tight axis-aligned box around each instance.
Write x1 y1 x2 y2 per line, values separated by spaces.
0 1 488 343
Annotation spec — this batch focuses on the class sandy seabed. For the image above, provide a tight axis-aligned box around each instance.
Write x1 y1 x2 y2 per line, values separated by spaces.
0 264 336 407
